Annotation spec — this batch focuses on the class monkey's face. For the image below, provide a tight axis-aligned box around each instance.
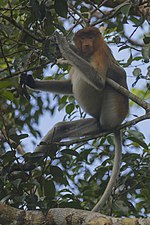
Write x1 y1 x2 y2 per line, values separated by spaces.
79 37 95 57
74 27 101 57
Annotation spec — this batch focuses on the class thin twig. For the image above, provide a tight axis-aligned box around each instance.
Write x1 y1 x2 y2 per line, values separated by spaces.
68 3 89 25
123 34 143 47
88 0 106 16
0 60 51 81
91 1 131 26
0 39 12 76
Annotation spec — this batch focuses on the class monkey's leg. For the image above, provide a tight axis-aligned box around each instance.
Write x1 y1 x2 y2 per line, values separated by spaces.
92 89 125 212
35 118 100 152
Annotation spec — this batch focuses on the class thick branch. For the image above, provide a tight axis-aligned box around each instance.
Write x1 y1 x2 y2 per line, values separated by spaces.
0 203 150 225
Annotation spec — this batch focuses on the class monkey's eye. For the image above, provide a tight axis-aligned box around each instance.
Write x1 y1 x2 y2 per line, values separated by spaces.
88 36 94 39
80 36 85 40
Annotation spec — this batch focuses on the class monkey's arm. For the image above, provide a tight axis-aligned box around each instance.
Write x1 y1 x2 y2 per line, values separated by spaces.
108 63 128 86
20 74 73 94
56 33 105 90
34 80 73 94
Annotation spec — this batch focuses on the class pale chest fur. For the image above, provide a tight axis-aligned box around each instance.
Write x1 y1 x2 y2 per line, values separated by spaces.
70 67 103 118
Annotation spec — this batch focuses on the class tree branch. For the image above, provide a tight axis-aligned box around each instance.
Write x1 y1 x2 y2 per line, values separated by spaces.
0 60 51 81
0 203 150 225
0 15 44 43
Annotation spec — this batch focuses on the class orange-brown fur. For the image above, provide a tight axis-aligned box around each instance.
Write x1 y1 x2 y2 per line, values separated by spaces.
74 27 119 81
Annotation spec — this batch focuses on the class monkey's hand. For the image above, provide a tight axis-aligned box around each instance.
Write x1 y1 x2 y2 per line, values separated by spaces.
55 32 87 67
55 33 80 62
20 74 35 89
55 32 73 62
55 32 105 90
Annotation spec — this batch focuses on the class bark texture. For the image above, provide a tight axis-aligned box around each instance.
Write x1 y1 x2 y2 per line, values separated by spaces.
0 203 150 225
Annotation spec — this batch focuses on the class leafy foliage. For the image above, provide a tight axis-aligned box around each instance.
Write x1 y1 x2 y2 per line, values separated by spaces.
0 0 150 217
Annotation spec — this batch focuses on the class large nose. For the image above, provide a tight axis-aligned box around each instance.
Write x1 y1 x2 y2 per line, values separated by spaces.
82 39 92 47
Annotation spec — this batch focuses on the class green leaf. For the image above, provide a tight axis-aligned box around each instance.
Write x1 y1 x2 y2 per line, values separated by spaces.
50 165 63 182
68 96 75 103
0 81 14 89
125 54 133 67
121 3 131 17
133 15 145 27
113 36 121 44
133 68 142 77
61 149 79 157
128 130 145 140
119 45 129 52
128 130 148 149
1 151 16 164
66 103 75 114
143 36 150 45
12 178 22 188
19 134 29 140
54 0 68 18
54 23 66 33
0 90 14 101
128 137 148 149
25 152 45 163
10 133 28 143
44 180 55 198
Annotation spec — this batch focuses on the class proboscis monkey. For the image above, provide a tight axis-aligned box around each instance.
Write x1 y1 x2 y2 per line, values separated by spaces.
20 27 129 211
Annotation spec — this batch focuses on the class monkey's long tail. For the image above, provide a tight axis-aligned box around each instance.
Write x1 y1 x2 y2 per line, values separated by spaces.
91 130 122 212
